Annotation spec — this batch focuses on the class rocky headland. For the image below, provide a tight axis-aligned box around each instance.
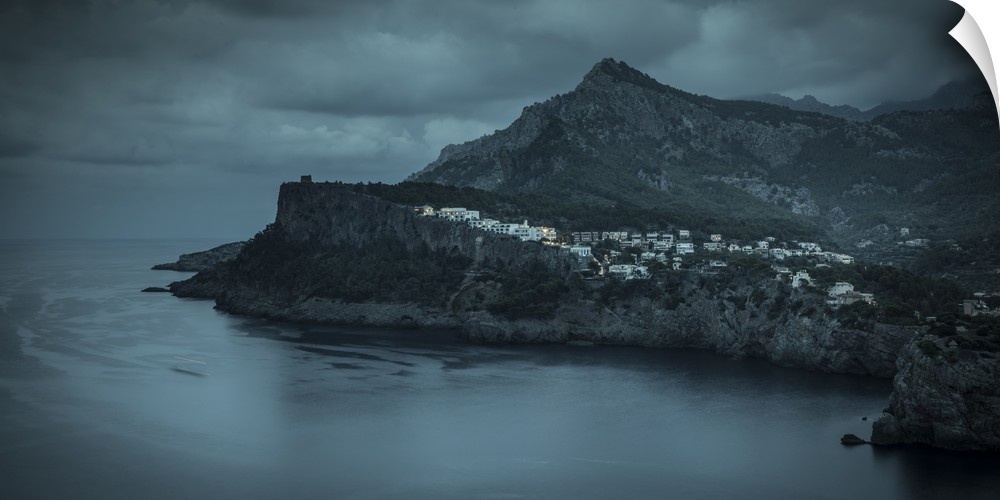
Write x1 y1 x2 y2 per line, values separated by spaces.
166 181 1000 452
872 335 1000 451
164 57 1000 452
153 241 246 272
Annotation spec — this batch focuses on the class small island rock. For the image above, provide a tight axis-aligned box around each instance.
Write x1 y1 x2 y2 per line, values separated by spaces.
840 434 868 446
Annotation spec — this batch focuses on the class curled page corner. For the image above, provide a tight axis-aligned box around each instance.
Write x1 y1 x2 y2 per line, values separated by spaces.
948 0 999 123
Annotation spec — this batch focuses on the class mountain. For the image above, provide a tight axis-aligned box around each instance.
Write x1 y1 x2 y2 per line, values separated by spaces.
408 58 1000 252
746 78 992 121
865 78 992 117
745 93 867 121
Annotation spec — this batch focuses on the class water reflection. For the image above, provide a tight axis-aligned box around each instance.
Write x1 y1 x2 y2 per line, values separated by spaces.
0 240 998 500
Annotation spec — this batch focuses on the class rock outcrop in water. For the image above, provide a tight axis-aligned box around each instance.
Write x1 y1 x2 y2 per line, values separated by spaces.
871 337 1000 451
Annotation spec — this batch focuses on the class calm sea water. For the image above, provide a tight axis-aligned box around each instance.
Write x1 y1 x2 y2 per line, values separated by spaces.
1 240 998 500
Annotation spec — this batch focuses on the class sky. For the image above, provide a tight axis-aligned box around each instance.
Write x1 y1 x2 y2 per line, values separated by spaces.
0 0 982 239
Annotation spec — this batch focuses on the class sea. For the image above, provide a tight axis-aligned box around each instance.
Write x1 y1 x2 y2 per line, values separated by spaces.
1 239 998 500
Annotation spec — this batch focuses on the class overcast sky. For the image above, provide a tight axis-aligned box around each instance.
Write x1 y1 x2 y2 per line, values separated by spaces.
0 0 980 239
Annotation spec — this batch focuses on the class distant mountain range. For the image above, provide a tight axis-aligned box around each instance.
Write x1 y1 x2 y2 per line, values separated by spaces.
746 79 992 122
408 59 999 251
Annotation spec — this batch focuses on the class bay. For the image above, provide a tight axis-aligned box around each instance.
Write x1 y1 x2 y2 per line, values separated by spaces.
1 240 997 499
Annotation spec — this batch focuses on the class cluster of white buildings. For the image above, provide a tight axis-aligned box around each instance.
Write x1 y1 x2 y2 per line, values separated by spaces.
415 206 558 242
573 229 696 255
773 269 877 306
417 205 863 286
571 229 856 266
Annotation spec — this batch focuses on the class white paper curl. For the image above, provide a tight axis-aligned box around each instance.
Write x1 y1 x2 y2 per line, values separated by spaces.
949 0 999 123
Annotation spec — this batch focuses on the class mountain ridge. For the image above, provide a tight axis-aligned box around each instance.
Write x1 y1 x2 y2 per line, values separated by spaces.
745 78 991 121
409 58 1000 257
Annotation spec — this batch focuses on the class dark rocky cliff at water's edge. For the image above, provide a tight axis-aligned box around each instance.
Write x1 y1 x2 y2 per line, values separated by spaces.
871 339 1000 451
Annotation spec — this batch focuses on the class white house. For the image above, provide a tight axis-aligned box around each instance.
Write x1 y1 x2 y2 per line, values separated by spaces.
678 229 691 240
468 218 499 230
798 242 822 253
438 207 480 221
569 246 592 258
791 270 812 288
653 241 672 252
608 264 637 279
537 227 558 241
675 242 695 255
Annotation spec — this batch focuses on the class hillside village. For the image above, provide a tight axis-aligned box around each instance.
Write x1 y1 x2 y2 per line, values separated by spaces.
414 203 877 308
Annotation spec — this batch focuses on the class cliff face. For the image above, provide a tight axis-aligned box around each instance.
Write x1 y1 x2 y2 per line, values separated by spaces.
871 338 1000 451
168 182 916 378
274 182 574 274
170 182 576 327
459 277 914 378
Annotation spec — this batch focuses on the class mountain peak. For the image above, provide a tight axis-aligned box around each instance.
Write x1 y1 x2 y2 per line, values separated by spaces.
580 58 664 91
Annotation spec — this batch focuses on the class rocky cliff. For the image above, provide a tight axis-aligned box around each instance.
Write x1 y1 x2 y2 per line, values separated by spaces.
871 336 1000 451
170 181 916 378
170 182 575 328
272 182 574 274
458 277 914 378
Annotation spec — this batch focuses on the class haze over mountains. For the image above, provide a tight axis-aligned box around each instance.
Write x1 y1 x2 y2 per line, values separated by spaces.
408 59 999 252
747 79 992 122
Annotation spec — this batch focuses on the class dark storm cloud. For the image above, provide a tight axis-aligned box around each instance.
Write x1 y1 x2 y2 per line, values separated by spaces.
0 0 982 238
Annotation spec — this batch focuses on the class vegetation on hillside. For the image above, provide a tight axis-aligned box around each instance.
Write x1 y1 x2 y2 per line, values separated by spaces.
808 264 966 326
228 224 471 306
478 261 573 320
